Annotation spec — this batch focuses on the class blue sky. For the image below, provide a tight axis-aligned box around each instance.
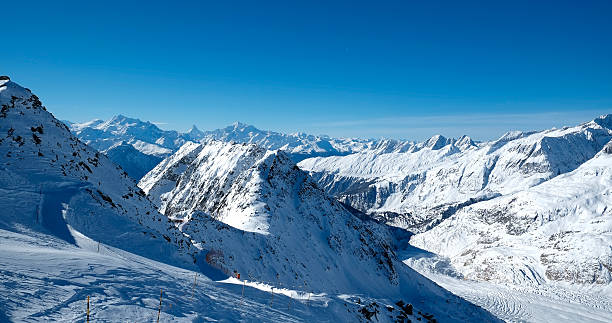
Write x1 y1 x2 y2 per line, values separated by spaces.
2 0 611 140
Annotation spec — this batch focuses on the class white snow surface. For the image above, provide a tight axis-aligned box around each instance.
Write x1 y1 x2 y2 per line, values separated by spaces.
0 226 496 322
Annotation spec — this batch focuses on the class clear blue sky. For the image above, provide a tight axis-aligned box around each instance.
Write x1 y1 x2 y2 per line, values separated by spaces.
3 0 611 140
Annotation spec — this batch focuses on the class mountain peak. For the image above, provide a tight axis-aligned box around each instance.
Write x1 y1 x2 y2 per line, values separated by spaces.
456 135 476 150
425 134 448 150
108 114 138 124
183 124 205 141
188 124 201 133
230 121 252 129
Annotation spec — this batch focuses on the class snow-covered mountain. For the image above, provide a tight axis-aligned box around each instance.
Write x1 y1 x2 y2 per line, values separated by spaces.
0 76 197 269
299 117 611 233
69 115 203 179
410 138 612 286
138 139 498 321
71 115 181 155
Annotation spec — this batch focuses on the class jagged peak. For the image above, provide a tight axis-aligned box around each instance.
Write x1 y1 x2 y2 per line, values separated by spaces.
188 124 202 133
425 134 448 150
455 135 476 149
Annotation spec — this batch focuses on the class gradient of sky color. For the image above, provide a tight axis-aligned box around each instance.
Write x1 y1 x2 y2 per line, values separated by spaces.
2 0 611 141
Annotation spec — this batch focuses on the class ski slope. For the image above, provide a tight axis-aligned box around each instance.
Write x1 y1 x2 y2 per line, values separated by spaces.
1 227 493 322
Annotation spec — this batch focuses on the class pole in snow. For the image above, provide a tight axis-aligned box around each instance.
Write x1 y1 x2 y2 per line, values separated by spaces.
191 273 197 301
157 289 163 323
86 296 90 323
241 280 246 305
288 292 292 310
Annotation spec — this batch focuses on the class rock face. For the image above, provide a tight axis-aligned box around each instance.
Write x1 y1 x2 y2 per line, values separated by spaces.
138 140 500 322
0 77 196 268
299 117 612 233
139 140 401 294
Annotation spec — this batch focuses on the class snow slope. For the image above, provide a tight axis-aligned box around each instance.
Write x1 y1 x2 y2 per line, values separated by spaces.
0 76 196 269
139 139 498 321
299 117 612 232
410 138 612 286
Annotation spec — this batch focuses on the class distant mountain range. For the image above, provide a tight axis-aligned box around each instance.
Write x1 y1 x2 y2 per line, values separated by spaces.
68 116 417 179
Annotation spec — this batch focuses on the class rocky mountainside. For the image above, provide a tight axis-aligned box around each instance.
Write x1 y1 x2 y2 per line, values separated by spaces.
138 139 498 321
299 117 612 233
0 76 196 268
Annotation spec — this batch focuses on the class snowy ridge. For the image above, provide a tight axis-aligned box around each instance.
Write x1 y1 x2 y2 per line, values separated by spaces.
0 77 196 269
299 117 612 232
139 139 498 321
